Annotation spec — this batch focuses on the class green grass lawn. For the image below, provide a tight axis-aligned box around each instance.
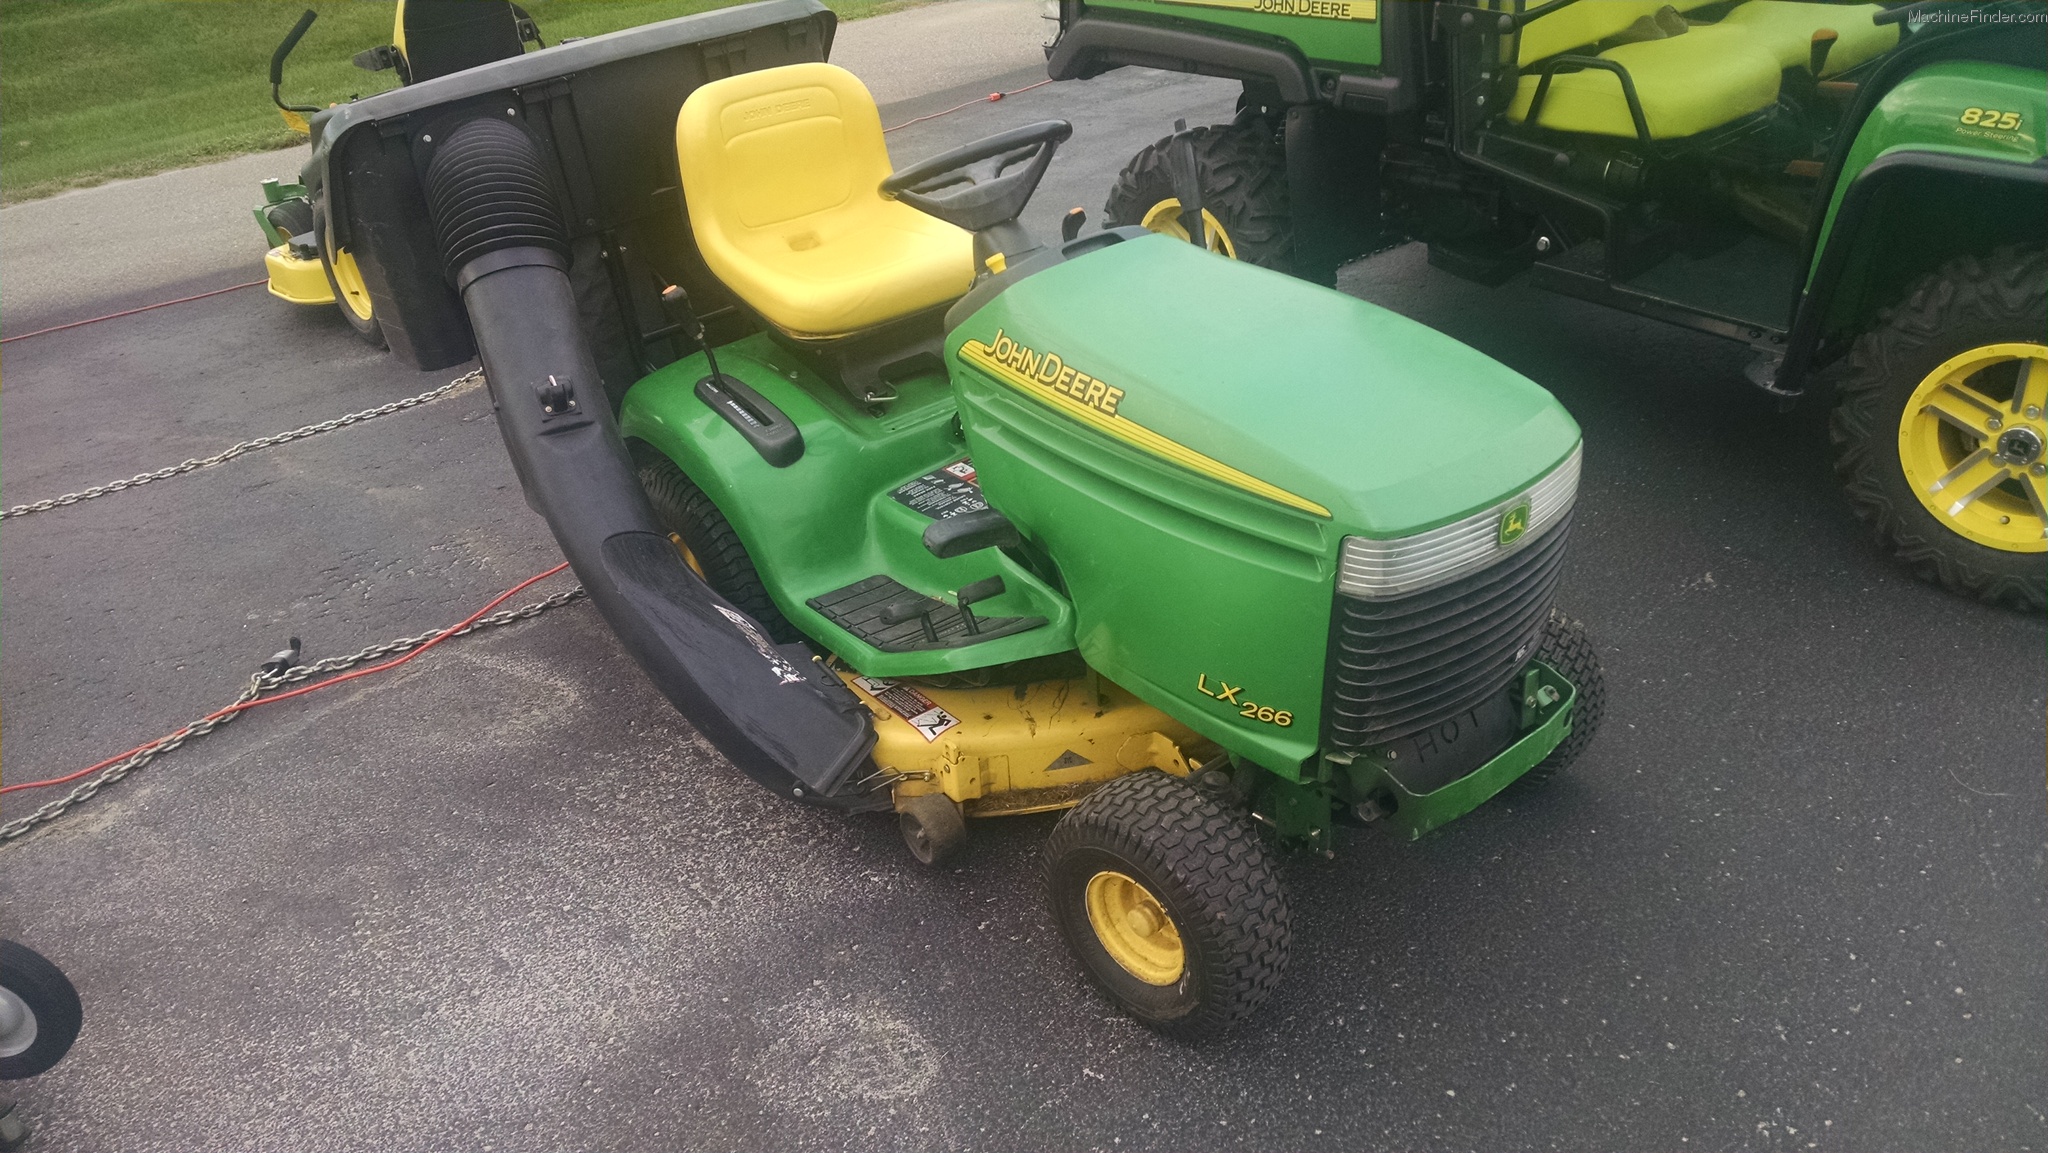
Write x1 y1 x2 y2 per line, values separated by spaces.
0 0 911 203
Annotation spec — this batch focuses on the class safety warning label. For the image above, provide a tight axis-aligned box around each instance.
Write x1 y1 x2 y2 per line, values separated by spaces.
890 459 987 520
851 675 962 742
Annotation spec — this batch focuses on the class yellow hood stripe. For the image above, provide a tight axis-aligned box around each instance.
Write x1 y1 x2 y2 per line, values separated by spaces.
959 339 1332 518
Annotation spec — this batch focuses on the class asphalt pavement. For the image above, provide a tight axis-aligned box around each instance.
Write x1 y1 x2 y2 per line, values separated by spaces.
1 14 2043 1153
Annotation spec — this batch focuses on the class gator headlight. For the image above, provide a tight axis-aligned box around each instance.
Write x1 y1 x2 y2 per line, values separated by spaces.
1337 446 1582 601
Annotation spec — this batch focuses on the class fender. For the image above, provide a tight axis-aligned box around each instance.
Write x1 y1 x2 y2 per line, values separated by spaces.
1776 150 2046 398
1047 11 1316 103
1773 24 2046 397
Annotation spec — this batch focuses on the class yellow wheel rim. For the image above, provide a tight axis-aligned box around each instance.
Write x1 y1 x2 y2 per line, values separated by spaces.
1084 870 1184 986
1896 341 2048 554
667 532 707 579
1139 198 1236 259
330 249 375 322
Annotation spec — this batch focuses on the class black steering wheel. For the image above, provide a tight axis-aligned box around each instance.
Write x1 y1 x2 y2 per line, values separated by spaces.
880 120 1073 234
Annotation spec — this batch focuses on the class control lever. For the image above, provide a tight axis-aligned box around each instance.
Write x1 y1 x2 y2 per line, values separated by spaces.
664 283 804 467
1808 28 1838 76
270 9 322 114
1061 207 1087 243
954 576 1006 635
878 597 941 644
922 507 1019 559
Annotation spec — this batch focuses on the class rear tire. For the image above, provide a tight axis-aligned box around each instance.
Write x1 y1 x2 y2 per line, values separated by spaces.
313 199 385 347
0 940 82 1081
1044 770 1290 1038
1828 247 2047 612
1104 122 1293 273
1523 609 1605 785
635 453 800 643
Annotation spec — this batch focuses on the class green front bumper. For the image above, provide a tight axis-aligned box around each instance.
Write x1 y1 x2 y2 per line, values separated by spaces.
1352 659 1577 840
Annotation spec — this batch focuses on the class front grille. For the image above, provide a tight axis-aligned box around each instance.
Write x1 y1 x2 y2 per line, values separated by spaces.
1324 512 1572 750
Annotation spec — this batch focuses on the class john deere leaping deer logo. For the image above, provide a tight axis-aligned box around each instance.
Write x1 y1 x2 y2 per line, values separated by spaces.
1498 498 1532 547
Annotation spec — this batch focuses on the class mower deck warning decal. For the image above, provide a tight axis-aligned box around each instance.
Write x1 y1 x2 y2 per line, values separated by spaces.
851 675 962 742
890 459 988 520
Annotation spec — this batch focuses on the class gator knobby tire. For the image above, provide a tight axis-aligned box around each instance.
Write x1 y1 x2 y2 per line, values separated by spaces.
1828 246 2047 612
1044 770 1291 1038
1523 609 1605 785
0 940 83 1081
1104 122 1293 273
635 454 801 643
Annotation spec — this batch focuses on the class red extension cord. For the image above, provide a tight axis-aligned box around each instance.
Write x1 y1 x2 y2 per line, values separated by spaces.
0 562 574 797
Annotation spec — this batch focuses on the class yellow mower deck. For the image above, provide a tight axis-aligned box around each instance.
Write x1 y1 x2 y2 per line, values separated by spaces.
263 245 335 307
841 671 1209 818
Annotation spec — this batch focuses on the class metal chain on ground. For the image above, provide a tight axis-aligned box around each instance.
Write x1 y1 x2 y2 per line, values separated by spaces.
0 581 585 845
0 369 484 521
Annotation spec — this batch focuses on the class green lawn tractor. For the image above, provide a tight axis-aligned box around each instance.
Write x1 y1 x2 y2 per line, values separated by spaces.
1050 0 2048 610
286 0 1605 1036
252 0 545 347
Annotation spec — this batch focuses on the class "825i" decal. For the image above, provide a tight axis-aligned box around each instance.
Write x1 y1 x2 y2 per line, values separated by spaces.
1960 107 2023 131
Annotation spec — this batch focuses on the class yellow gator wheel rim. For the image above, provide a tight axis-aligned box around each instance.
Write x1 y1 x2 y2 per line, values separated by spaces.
1896 342 2048 554
1084 870 1185 986
1139 198 1236 259
330 249 376 323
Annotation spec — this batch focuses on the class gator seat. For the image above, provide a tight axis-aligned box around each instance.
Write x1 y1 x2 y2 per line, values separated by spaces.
1719 1 1900 76
676 63 975 340
1508 22 1783 140
1513 0 1719 68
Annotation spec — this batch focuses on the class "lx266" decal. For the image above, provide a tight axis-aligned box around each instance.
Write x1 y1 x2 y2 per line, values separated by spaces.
1197 673 1294 727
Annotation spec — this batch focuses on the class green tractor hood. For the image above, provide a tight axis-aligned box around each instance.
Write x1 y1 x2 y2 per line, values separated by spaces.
948 233 1580 539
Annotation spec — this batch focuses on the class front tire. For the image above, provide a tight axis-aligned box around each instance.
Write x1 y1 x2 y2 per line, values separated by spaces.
1523 609 1605 785
0 940 83 1081
1103 122 1293 273
1829 247 2047 612
1044 770 1291 1038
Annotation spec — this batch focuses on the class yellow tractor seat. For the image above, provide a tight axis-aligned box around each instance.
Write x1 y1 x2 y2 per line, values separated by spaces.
676 62 975 340
1507 24 1784 140
1718 1 1900 76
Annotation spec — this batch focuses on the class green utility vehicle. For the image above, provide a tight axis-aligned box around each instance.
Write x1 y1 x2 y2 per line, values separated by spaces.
278 0 1606 1036
1050 0 2048 609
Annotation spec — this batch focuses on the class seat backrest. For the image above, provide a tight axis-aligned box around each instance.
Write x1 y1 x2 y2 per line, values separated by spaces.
676 63 892 254
397 0 526 85
1513 0 1720 66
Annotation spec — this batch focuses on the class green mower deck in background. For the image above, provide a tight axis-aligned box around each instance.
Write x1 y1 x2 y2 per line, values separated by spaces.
1052 0 2048 611
258 0 1610 1037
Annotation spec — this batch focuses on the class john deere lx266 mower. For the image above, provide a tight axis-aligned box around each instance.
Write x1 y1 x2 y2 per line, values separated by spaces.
1051 0 2047 610
282 0 1603 1036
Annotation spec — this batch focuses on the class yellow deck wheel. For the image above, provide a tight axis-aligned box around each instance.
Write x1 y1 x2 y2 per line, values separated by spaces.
1895 341 2048 554
1084 869 1185 985
1139 198 1237 259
